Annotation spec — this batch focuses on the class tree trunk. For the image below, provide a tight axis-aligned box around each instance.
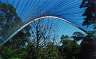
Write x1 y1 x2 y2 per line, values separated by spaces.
24 45 37 59
80 36 96 59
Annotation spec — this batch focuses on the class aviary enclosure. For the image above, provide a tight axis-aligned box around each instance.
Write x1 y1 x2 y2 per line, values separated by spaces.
0 0 96 59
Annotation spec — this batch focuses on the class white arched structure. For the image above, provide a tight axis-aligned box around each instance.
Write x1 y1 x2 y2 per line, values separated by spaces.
0 16 87 46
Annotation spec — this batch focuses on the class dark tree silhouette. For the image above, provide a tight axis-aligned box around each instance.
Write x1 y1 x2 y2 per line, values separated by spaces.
80 36 96 59
81 0 96 26
24 20 57 59
80 0 96 59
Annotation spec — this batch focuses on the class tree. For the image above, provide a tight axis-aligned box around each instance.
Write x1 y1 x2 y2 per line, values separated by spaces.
60 35 80 59
0 3 23 42
45 42 61 59
0 3 31 49
0 3 31 59
4 29 30 49
80 36 96 59
72 32 85 41
30 20 56 47
24 44 36 59
81 0 96 26
80 0 96 59
24 19 57 59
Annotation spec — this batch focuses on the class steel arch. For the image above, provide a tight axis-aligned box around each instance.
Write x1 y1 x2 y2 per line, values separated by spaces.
0 16 87 46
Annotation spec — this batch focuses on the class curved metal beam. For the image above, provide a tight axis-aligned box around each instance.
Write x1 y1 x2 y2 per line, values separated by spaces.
0 16 87 46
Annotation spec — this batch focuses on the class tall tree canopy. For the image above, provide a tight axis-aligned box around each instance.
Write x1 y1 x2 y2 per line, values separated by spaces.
0 3 23 43
81 0 96 26
80 0 96 59
0 3 31 49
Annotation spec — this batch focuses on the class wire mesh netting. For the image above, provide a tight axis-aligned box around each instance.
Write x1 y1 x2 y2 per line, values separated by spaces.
0 0 86 45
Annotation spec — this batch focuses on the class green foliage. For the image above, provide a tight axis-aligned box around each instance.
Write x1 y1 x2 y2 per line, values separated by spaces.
0 3 29 49
0 3 16 15
60 35 80 59
81 0 96 26
0 35 81 59
45 42 60 59
0 3 23 41
72 32 85 41
80 1 96 59
0 46 27 59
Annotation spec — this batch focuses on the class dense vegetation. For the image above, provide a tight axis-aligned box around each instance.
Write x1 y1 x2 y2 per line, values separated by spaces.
0 34 81 59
